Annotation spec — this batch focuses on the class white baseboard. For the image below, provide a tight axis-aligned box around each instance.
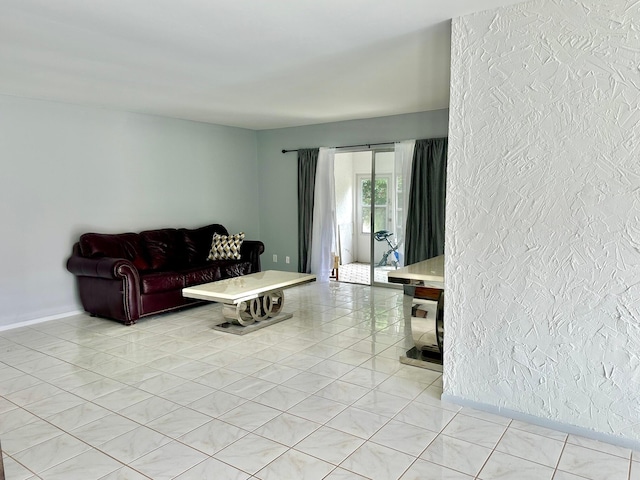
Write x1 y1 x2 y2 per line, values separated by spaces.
442 394 640 451
0 310 83 332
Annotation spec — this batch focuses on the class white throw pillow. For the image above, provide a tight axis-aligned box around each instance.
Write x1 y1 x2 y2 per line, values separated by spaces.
208 232 245 260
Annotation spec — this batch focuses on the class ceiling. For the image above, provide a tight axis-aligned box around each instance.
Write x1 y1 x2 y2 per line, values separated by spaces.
1 0 527 130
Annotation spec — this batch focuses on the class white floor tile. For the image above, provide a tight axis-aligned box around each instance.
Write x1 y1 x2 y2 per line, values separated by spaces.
146 406 212 438
478 451 555 480
395 402 456 433
178 419 249 455
323 467 370 479
225 376 278 399
252 364 300 384
12 433 91 474
420 434 492 477
129 440 208 479
46 402 111 431
22 391 85 417
340 367 390 389
552 471 592 480
353 390 411 418
340 441 415 480
2 419 65 455
157 380 214 405
287 394 348 423
567 434 632 459
174 457 251 480
508 419 568 442
326 406 389 439
219 401 281 431
0 408 39 435
282 371 335 394
316 380 370 405
255 449 334 480
2 455 39 480
0 282 636 480
39 448 122 480
375 375 431 400
213 433 288 475
118 395 181 424
99 466 151 479
400 458 473 479
188 389 247 417
98 426 172 463
442 413 508 449
71 413 140 446
371 419 438 457
252 384 310 410
253 412 320 446
495 426 564 467
556 443 631 480
295 426 365 464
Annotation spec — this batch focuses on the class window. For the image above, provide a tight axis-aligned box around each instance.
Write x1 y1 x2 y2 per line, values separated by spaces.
359 176 389 234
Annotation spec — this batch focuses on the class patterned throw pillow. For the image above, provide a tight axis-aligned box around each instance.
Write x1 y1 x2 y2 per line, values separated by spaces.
207 232 245 260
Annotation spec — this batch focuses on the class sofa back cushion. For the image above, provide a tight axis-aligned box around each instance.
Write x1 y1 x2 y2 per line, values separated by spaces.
179 224 228 267
140 228 181 271
79 233 151 271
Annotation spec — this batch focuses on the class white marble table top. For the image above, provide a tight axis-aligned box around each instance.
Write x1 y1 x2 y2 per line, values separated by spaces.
183 270 316 304
387 255 444 289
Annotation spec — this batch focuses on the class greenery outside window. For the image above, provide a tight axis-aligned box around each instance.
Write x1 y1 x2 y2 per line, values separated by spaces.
359 176 389 234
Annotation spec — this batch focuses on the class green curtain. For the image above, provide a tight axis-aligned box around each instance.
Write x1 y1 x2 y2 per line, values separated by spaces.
404 137 448 265
297 148 319 273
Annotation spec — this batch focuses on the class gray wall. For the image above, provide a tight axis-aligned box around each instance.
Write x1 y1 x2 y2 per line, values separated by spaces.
0 99 447 328
256 110 449 272
0 95 259 328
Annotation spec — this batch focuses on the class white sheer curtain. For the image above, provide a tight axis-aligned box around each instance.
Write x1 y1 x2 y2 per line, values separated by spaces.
395 139 415 267
310 147 336 282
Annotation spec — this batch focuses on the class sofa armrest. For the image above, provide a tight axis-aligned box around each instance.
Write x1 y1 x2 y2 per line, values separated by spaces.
241 240 265 272
67 255 140 283
67 255 142 324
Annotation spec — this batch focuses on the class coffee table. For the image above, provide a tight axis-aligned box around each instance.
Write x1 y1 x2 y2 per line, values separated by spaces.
183 270 316 333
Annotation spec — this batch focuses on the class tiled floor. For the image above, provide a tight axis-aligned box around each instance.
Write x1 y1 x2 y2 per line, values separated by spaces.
0 282 637 479
337 263 397 285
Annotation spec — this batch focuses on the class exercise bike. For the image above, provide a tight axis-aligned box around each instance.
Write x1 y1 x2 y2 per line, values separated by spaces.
374 230 400 268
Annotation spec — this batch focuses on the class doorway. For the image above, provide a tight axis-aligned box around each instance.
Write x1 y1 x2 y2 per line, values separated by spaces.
333 148 405 286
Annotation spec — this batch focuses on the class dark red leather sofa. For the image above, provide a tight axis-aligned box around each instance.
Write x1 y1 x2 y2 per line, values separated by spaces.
67 223 264 325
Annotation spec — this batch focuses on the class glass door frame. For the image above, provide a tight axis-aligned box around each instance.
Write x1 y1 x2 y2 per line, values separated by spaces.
369 148 402 289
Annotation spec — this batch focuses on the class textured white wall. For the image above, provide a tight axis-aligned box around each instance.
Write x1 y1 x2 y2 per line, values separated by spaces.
446 0 640 441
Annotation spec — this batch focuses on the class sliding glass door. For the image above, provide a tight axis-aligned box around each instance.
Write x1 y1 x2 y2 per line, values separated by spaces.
333 148 404 287
369 149 402 286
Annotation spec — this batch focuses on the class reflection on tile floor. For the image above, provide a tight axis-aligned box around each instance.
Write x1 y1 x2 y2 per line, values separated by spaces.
335 263 398 285
0 282 637 479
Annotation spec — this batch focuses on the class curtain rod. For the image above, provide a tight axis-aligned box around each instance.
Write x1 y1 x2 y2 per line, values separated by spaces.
281 141 395 154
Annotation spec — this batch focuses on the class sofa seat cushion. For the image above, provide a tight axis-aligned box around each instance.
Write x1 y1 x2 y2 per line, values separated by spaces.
183 265 221 287
218 261 253 279
140 271 185 294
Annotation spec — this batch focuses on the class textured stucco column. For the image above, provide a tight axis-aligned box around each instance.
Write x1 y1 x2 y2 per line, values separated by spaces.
446 0 640 442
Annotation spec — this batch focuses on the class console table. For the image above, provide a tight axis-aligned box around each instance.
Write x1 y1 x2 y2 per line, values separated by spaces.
388 255 444 371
